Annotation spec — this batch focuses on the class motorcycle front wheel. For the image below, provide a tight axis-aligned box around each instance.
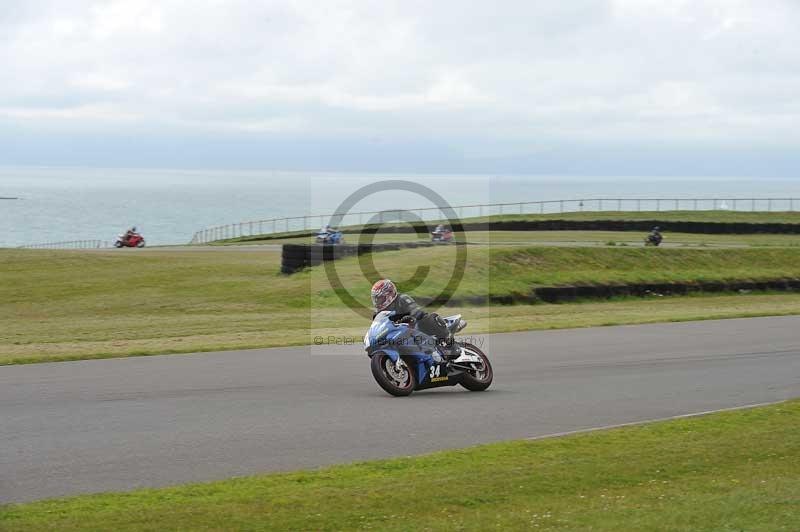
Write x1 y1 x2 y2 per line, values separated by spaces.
458 342 493 392
136 240 145 248
370 353 415 396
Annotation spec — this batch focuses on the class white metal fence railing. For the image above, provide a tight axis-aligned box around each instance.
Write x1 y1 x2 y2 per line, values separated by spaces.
18 240 111 250
188 197 800 244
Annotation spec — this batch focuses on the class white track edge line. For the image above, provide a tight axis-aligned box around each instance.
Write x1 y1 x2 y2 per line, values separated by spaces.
527 399 789 441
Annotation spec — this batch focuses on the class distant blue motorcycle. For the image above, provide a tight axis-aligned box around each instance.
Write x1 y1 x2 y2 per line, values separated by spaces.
315 229 344 245
364 311 493 396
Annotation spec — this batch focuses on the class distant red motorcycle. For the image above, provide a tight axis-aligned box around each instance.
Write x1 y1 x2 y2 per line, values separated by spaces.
114 233 146 248
431 225 455 243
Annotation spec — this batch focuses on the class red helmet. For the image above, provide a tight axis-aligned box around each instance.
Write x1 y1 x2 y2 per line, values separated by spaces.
371 279 397 311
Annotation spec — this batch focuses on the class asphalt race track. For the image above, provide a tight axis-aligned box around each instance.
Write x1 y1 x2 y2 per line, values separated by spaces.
2 316 799 503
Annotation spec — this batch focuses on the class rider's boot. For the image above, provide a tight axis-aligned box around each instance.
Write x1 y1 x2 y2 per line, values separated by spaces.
443 338 462 360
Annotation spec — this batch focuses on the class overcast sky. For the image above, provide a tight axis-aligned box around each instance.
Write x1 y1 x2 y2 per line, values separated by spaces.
2 0 799 176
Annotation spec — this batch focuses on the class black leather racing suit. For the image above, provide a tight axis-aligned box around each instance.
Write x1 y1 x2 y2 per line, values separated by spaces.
382 294 451 345
648 230 663 244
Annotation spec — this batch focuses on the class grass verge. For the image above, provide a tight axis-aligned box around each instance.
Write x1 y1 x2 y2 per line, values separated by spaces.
229 229 800 247
6 292 800 365
2 400 798 531
219 210 800 245
5 247 800 364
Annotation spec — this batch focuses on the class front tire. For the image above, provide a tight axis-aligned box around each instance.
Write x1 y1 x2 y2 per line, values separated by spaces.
459 342 493 391
136 239 145 248
370 353 415 396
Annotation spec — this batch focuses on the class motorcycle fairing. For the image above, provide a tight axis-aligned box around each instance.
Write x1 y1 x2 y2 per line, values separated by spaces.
365 311 459 388
374 348 401 362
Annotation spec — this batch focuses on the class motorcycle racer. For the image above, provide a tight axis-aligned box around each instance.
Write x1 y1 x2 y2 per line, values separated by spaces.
124 226 137 243
647 226 663 246
371 279 459 360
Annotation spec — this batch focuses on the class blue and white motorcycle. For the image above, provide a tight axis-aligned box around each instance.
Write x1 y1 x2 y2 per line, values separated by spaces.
364 311 493 396
315 229 344 245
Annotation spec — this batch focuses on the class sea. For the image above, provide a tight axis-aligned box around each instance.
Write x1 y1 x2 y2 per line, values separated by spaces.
1 166 799 247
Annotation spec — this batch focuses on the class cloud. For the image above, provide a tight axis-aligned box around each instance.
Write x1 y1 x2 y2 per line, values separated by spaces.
1 0 799 172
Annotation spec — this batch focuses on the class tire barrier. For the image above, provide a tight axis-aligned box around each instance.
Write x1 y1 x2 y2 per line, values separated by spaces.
281 242 457 274
409 278 800 306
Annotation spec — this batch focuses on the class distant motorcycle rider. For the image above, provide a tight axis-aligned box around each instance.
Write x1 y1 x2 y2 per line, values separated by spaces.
124 226 137 243
648 226 663 245
371 279 459 360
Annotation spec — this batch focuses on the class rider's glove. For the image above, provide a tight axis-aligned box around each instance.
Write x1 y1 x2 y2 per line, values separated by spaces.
397 315 416 326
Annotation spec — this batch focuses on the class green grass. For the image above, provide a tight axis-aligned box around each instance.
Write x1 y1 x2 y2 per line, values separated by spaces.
5 246 800 364
3 400 798 531
219 210 800 245
234 229 800 247
480 246 800 295
324 245 800 305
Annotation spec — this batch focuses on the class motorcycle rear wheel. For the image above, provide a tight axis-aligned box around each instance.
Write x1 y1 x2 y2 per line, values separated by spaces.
370 353 415 397
458 342 493 391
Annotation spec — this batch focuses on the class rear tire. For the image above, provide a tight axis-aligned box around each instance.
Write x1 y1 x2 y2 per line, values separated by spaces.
114 241 123 248
459 342 493 391
370 353 415 396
